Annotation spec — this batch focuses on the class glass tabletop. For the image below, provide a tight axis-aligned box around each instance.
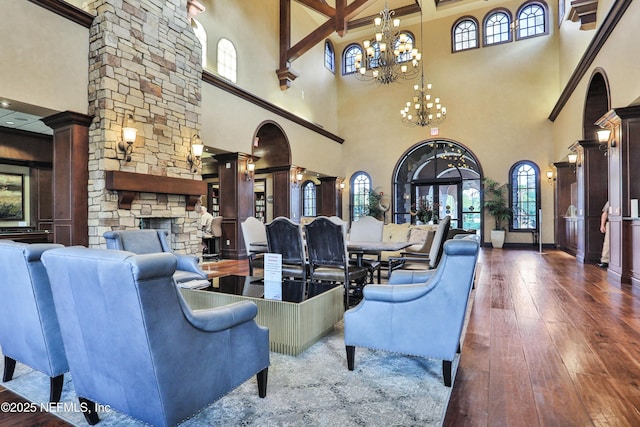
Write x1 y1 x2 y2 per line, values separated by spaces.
205 275 339 303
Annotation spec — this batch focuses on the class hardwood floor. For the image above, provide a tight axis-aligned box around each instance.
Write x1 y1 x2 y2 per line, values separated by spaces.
3 249 640 426
444 247 640 426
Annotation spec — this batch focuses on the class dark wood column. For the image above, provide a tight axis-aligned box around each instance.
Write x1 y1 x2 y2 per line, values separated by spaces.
42 111 93 247
597 105 640 285
318 176 342 218
553 161 577 254
272 167 301 222
570 140 608 264
215 152 254 259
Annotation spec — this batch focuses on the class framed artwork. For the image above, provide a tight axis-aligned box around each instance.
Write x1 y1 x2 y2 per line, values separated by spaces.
0 172 24 220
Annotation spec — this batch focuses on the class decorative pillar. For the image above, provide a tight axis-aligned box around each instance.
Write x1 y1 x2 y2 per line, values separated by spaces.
318 177 341 217
85 0 204 252
215 153 255 259
42 111 93 247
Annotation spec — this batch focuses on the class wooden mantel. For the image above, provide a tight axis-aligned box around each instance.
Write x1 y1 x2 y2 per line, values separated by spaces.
105 171 207 210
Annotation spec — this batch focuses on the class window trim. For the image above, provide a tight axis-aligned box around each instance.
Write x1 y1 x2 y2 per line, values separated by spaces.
349 171 372 223
508 160 541 232
324 39 335 74
396 31 418 63
342 43 363 75
483 8 513 47
302 180 317 217
452 16 481 53
515 1 549 41
216 37 237 83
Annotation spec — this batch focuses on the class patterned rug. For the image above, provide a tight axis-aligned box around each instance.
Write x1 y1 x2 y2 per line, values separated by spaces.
1 321 456 426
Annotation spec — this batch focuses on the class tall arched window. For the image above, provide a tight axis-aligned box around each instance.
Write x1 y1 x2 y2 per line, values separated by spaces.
509 161 540 231
350 172 371 222
217 38 237 83
484 10 512 45
324 40 335 73
342 44 362 75
191 19 207 68
392 140 482 231
516 2 547 40
452 17 479 52
302 181 317 217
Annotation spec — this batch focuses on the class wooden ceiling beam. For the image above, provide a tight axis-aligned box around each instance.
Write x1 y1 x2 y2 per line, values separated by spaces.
294 0 336 18
347 3 421 30
279 0 422 89
288 20 337 63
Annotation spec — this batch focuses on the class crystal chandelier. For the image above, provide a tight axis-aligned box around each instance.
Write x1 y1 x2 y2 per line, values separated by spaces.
400 71 447 127
354 1 421 85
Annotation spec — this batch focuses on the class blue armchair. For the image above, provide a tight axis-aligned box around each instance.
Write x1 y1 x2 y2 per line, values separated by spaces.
344 239 479 386
103 229 209 287
0 241 68 402
42 247 270 426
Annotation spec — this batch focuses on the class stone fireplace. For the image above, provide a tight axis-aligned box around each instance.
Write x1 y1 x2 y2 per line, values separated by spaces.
85 0 205 254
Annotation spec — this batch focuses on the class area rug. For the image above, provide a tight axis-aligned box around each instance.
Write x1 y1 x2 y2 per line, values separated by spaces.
1 321 456 426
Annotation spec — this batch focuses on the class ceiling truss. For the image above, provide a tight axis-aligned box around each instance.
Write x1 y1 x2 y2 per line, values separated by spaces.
277 0 421 89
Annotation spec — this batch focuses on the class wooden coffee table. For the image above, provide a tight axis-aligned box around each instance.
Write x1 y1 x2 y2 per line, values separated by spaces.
179 276 344 356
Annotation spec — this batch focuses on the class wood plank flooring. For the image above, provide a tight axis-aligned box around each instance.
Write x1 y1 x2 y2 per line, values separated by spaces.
3 249 640 426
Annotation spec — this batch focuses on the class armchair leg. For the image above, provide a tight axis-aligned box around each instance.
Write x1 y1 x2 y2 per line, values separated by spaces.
257 368 268 398
346 345 355 371
50 374 64 403
443 360 452 387
344 283 350 310
79 397 100 425
2 356 16 382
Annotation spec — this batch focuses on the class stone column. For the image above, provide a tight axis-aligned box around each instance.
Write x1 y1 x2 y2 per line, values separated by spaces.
86 0 203 252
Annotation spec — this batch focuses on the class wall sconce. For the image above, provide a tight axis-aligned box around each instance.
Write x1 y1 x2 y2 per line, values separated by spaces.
597 127 616 156
117 113 137 162
567 152 578 172
245 158 255 181
292 168 304 188
339 180 346 190
546 169 555 186
187 134 204 172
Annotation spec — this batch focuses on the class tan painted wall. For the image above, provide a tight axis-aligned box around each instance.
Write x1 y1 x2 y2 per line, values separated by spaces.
0 1 88 114
336 0 560 243
553 0 640 161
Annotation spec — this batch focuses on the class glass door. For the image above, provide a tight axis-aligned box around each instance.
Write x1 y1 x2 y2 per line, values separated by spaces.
413 182 460 228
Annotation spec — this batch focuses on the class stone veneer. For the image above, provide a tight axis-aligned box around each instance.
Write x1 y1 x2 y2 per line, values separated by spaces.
86 0 203 253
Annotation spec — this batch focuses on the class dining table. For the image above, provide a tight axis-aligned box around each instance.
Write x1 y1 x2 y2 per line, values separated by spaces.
346 241 412 268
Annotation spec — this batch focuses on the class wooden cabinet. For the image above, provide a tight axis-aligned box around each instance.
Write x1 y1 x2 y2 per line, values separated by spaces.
597 105 640 284
207 183 220 217
254 179 266 223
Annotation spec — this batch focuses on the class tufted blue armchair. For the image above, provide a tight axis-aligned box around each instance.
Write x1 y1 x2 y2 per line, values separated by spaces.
344 239 479 386
0 241 68 402
103 229 209 288
42 247 270 426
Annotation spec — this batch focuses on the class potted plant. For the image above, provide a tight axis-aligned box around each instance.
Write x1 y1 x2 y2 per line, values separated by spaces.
483 178 513 248
367 188 389 221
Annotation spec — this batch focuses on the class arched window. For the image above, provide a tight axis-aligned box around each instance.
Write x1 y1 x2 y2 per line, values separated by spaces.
516 2 547 40
191 19 207 68
350 172 371 222
484 10 512 45
392 140 482 231
302 181 317 217
509 161 540 231
342 43 362 75
396 32 416 63
324 40 335 73
452 18 479 52
217 38 237 83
